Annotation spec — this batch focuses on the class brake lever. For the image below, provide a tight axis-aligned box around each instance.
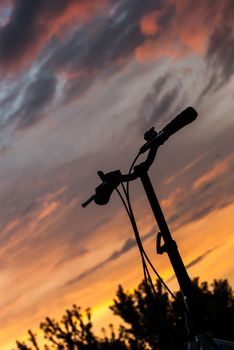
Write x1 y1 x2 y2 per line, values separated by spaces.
81 170 122 207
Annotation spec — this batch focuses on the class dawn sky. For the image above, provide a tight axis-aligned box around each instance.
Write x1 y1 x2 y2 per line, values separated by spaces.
0 0 234 348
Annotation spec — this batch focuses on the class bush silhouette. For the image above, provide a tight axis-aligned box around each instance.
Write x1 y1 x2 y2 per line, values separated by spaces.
14 278 234 350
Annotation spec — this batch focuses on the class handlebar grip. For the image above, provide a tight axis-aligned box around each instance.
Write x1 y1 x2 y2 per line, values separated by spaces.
81 194 95 207
162 106 198 141
139 107 198 153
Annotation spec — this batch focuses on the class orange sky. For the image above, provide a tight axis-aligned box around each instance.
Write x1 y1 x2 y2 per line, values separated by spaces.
0 0 234 349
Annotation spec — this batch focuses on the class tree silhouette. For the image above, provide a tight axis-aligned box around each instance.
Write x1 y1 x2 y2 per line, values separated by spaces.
14 278 234 350
110 279 186 349
15 306 128 350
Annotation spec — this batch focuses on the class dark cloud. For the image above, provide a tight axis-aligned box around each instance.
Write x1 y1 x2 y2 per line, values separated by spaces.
185 247 218 269
0 0 167 127
169 204 214 227
197 72 218 103
0 0 163 71
167 246 220 282
1 0 232 123
148 86 179 125
5 0 226 131
207 24 234 83
0 71 57 134
108 228 154 262
200 1 234 97
0 0 43 64
64 228 155 287
10 73 57 129
63 73 94 103
41 0 163 101
157 4 176 29
109 238 136 261
136 72 181 133
0 0 100 68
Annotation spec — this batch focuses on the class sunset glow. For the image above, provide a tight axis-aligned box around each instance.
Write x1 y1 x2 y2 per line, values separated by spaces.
0 0 234 348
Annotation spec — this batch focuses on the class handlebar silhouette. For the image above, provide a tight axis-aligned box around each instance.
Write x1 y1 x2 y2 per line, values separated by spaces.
81 106 198 208
139 106 198 153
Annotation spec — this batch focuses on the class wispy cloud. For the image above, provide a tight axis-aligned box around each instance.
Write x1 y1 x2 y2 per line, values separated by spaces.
192 154 234 190
167 245 220 282
0 0 107 72
64 228 155 287
1 0 234 134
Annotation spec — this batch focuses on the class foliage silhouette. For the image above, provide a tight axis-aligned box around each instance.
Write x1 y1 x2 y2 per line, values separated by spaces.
14 278 234 350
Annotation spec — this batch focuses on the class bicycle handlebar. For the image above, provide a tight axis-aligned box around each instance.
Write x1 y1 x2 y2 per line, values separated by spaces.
81 106 198 207
139 107 198 153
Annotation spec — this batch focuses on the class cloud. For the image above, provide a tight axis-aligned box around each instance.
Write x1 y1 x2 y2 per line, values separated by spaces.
1 0 232 133
167 245 220 282
134 0 212 61
0 70 58 134
0 0 165 128
185 247 217 269
0 172 69 248
41 0 163 84
0 147 125 273
0 3 233 348
165 152 234 229
135 71 182 133
0 0 107 72
0 0 164 75
37 199 60 221
206 26 234 88
64 228 155 287
206 2 234 83
164 154 206 186
192 154 234 190
62 73 94 103
140 10 160 36
8 73 57 129
199 1 234 97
